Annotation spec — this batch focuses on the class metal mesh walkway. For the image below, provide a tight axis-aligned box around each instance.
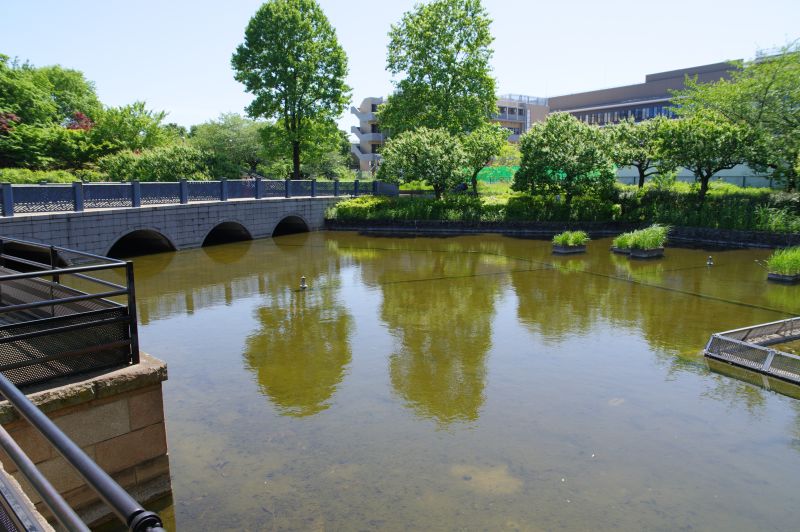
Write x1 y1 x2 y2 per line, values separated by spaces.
704 318 800 384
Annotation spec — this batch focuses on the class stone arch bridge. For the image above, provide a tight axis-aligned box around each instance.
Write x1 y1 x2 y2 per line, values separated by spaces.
0 196 341 257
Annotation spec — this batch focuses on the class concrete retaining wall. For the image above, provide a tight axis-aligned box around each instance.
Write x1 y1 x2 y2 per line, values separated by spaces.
0 354 170 527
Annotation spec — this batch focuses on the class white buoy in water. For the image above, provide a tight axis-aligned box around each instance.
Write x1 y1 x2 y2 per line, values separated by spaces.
707 255 714 266
300 276 308 290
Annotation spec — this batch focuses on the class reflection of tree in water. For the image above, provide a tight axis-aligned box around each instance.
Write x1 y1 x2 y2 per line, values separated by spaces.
243 241 353 418
340 237 508 425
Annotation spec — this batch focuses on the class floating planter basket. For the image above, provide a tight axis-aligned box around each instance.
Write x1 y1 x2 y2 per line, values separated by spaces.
552 231 589 255
630 247 665 259
610 246 630 255
767 272 800 284
553 244 587 255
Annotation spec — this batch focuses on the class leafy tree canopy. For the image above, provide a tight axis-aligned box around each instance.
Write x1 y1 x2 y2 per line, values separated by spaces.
658 109 758 201
378 0 496 136
190 113 266 177
461 122 507 194
607 116 674 188
377 127 466 199
673 43 800 189
231 0 351 179
512 113 616 205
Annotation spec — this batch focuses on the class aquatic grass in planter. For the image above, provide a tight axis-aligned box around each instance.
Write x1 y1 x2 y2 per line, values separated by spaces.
611 233 632 254
612 225 669 259
766 247 800 284
552 230 589 254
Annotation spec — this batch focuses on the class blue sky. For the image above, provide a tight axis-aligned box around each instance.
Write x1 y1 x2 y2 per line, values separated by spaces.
1 0 798 133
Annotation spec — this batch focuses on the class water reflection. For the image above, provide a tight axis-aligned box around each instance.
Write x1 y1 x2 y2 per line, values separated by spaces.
336 237 510 425
242 236 353 417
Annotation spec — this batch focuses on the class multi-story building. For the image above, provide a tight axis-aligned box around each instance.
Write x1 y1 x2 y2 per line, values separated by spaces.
548 61 735 126
350 60 739 171
350 97 384 172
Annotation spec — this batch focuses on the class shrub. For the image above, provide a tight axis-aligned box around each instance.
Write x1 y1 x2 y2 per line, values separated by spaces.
628 224 670 249
766 247 800 275
98 144 211 182
612 232 632 249
553 230 590 246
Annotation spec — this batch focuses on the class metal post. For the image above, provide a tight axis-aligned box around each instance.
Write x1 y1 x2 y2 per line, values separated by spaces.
354 179 360 197
179 179 189 204
49 246 59 317
255 177 263 199
125 261 140 365
334 180 340 197
311 179 317 197
372 180 378 195
1 183 13 217
220 178 228 201
72 182 84 212
131 180 141 208
285 178 291 198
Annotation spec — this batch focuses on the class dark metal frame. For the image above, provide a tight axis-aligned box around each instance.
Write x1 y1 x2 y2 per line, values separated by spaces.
0 237 139 387
0 371 164 531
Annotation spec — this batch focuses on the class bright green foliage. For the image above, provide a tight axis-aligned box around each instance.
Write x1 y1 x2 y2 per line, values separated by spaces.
378 0 496 136
259 120 351 179
462 123 508 194
607 116 673 187
494 142 521 167
90 102 169 153
552 231 590 246
674 44 800 190
190 113 266 177
513 113 616 205
231 0 351 179
766 247 800 275
612 233 632 250
0 56 101 125
377 127 467 200
613 225 669 250
658 110 757 202
0 168 104 183
98 144 210 182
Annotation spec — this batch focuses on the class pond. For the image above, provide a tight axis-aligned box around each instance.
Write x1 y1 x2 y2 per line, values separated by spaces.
132 232 800 531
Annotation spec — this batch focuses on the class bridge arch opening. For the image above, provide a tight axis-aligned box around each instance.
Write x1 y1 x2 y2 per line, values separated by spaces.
272 216 309 237
107 230 176 258
203 222 253 247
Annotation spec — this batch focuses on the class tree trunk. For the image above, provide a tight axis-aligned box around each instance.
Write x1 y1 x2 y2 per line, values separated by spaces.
638 167 646 188
434 185 443 201
292 141 301 180
471 169 480 196
698 175 710 203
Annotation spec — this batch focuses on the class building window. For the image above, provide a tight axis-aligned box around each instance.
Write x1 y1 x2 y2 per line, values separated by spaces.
371 104 378 112
371 144 380 154
371 124 380 133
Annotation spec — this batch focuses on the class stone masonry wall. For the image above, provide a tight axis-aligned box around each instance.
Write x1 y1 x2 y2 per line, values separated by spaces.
0 353 170 527
0 196 340 256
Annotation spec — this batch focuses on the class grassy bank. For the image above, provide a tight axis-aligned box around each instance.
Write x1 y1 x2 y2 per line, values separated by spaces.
328 182 800 233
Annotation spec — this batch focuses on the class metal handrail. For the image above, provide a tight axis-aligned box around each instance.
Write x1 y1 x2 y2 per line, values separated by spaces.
0 373 164 531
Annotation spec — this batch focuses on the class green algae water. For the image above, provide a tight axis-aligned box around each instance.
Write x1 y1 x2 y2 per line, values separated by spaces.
131 232 800 531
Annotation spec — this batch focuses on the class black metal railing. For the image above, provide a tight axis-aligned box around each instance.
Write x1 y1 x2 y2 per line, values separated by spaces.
0 237 138 387
0 371 164 531
0 179 399 217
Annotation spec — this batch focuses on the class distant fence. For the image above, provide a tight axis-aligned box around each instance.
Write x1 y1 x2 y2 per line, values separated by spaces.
0 179 399 217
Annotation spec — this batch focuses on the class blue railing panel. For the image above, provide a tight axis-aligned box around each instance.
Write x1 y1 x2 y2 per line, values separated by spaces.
290 180 313 197
316 181 335 196
227 179 256 200
140 183 180 205
83 184 132 209
188 181 220 202
338 181 355 196
12 185 74 213
262 179 285 197
357 180 374 196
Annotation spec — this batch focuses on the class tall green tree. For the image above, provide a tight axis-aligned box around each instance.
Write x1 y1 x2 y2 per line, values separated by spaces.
607 116 674 188
190 113 266 177
90 102 169 153
673 43 800 190
462 123 507 195
658 110 757 201
377 127 466 200
231 0 351 179
513 113 615 206
377 0 496 135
